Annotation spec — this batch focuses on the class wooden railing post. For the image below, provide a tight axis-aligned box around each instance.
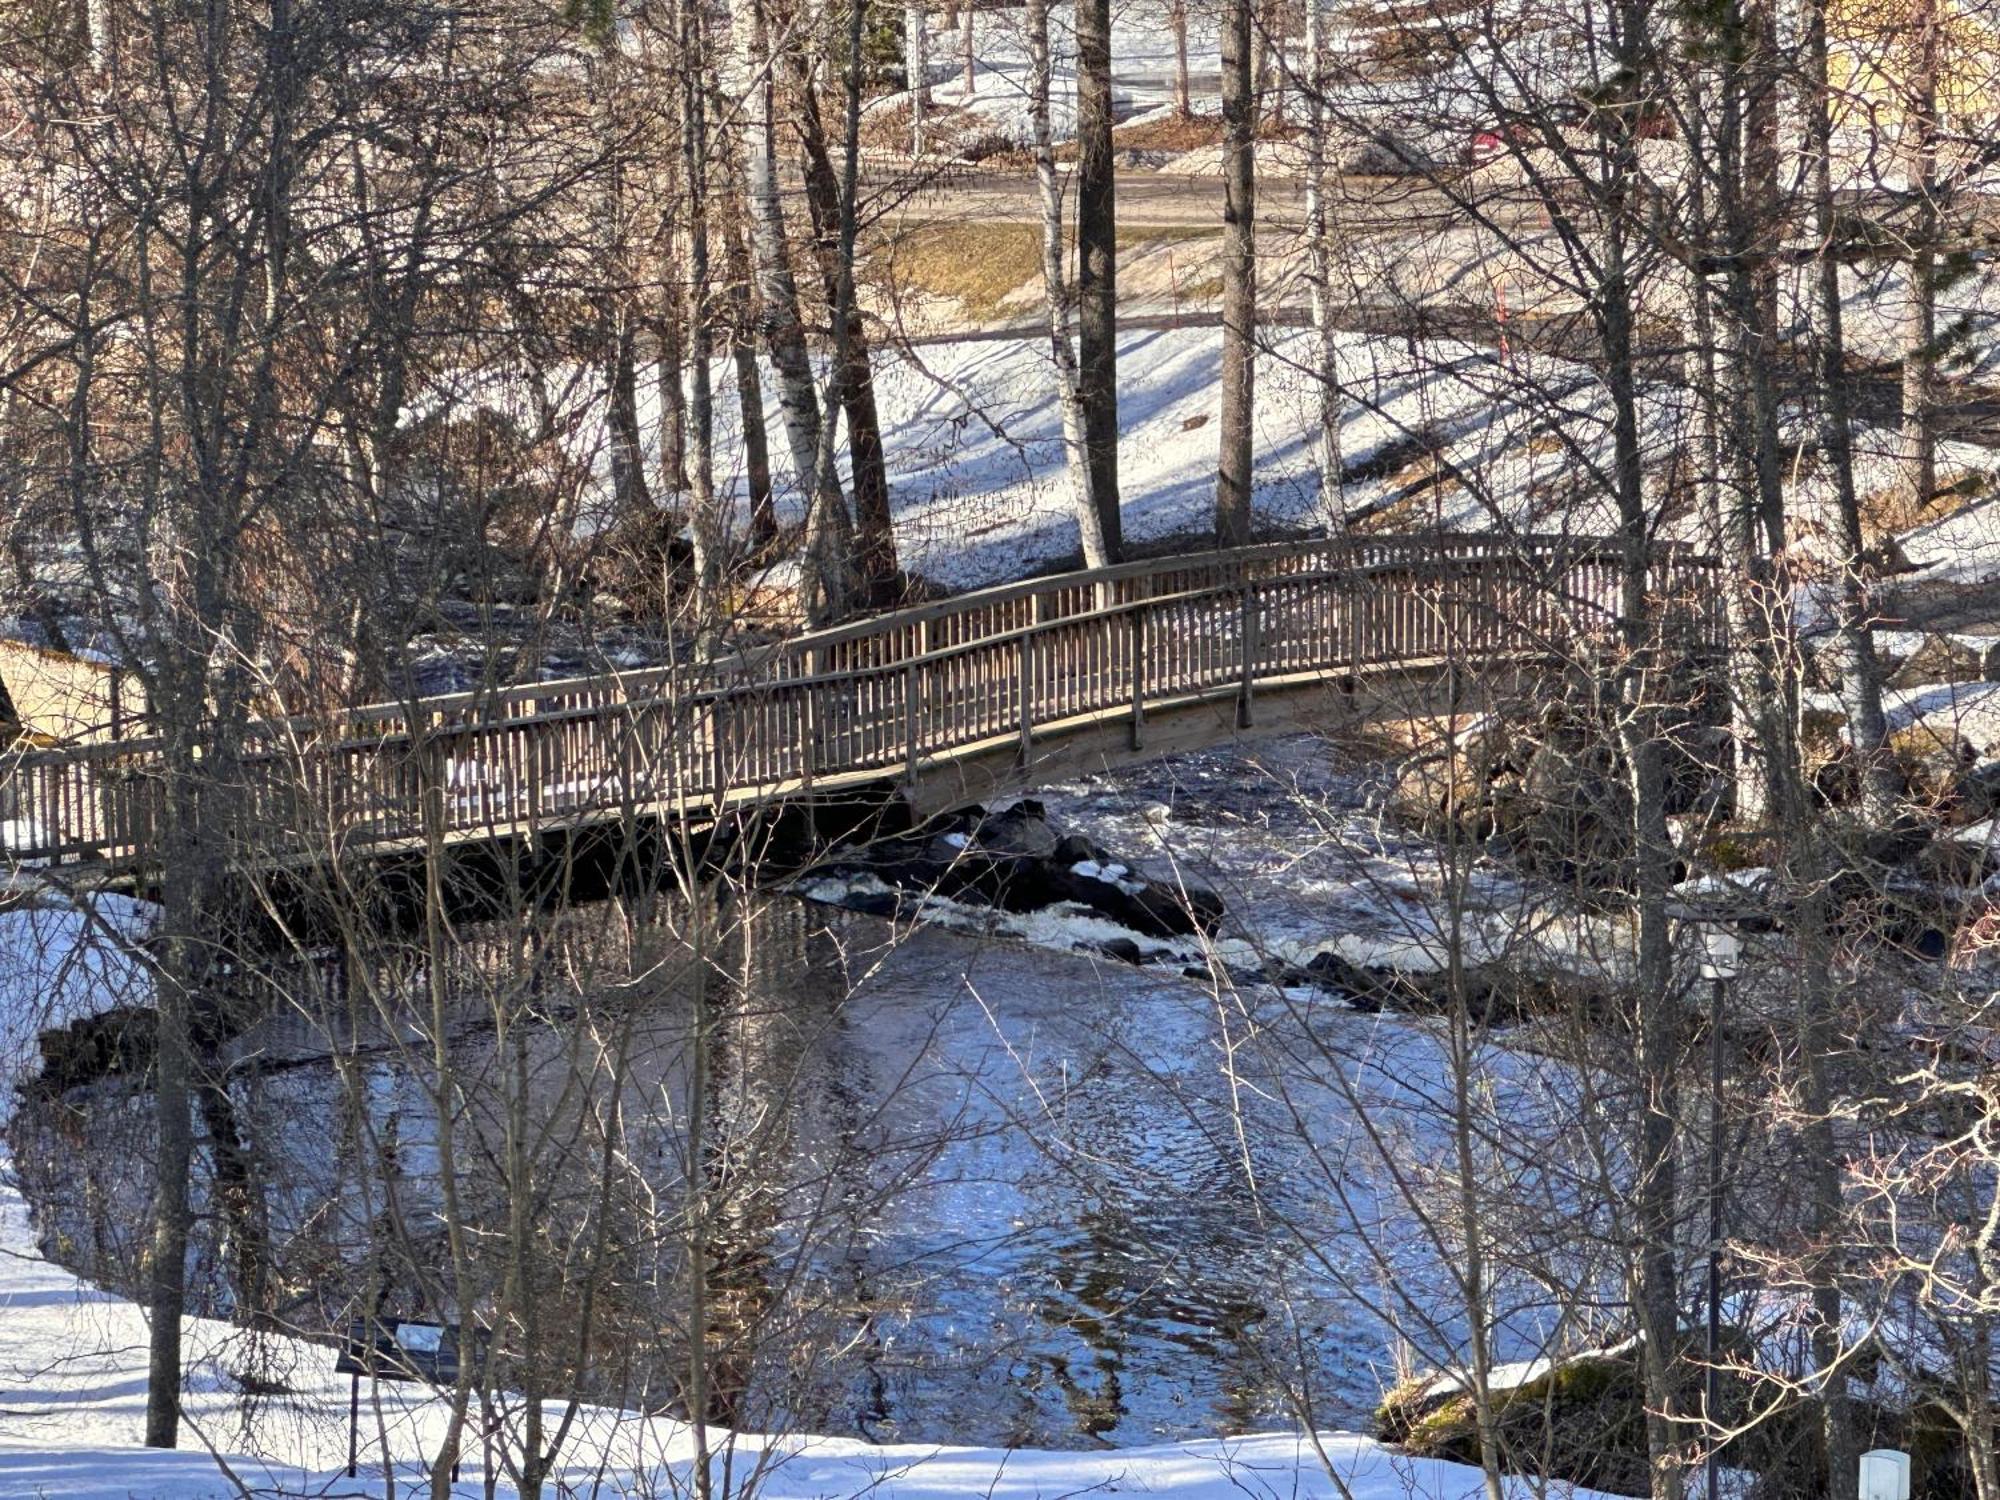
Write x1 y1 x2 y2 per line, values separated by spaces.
1017 633 1034 766
904 660 920 782
709 699 727 806
1238 583 1259 729
799 649 819 789
527 721 544 835
1130 606 1146 751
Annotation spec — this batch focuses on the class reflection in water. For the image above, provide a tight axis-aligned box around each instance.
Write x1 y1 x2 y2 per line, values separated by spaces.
11 892 1393 1448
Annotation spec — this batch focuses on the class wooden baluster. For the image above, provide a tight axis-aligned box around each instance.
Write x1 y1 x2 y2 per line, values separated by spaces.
800 649 819 788
1238 584 1257 729
1130 607 1146 751
711 698 728 805
1017 633 1033 766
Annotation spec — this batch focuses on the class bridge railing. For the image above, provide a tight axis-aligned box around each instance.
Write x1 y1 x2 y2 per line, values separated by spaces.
0 534 1723 876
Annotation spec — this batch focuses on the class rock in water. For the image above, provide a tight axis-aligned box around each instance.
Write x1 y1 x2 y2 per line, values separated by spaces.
798 798 1225 952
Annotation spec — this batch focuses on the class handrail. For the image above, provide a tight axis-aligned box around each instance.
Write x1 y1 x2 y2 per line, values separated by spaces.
0 535 1725 875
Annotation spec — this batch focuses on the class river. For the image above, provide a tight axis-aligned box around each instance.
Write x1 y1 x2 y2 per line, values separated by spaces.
8 736 1581 1450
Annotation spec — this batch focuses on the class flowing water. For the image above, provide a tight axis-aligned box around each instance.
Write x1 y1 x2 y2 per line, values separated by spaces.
9 737 1581 1449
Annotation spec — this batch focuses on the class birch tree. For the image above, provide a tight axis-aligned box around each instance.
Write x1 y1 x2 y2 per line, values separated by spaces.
730 0 856 618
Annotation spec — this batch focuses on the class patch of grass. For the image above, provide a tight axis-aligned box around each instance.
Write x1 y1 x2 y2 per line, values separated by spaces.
873 222 1042 321
872 221 1214 322
1114 113 1224 152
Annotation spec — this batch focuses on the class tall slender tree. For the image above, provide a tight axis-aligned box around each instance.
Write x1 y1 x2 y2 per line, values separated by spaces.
1302 0 1343 532
905 0 930 155
1803 0 1896 820
721 213 777 548
1028 0 1113 566
730 0 854 617
1075 0 1123 558
682 0 721 605
1215 0 1256 545
1903 0 1941 518
794 65 901 597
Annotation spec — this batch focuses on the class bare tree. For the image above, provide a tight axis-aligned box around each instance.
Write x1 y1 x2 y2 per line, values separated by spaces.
1301 0 1343 533
1028 0 1114 567
905 0 930 155
1074 0 1123 559
1214 0 1255 546
730 0 856 619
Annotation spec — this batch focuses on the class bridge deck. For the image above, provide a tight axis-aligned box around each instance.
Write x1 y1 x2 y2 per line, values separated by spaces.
0 535 1724 884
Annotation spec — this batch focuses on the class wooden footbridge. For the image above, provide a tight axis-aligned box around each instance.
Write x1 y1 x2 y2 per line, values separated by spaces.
0 535 1724 885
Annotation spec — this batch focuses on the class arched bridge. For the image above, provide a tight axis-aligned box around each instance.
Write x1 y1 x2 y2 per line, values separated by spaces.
1 534 1724 884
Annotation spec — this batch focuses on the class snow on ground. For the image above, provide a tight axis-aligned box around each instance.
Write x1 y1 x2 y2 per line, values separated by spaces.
563 324 1716 591
1896 478 2000 585
540 295 2000 596
887 0 1578 159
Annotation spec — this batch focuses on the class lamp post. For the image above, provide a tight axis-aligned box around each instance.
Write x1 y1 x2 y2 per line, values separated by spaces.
1698 922 1741 1500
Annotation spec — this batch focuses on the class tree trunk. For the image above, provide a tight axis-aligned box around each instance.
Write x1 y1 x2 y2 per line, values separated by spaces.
1718 0 1795 826
793 0 876 623
1962 1287 2000 1500
1903 0 1939 520
795 71 899 598
1028 0 1110 567
905 1 929 155
658 241 688 497
722 215 775 548
684 0 721 605
1601 24 1684 1499
1444 923 1514 1500
1171 0 1191 118
1215 0 1255 546
607 306 653 516
86 0 115 77
656 144 688 499
730 0 853 616
962 0 975 93
196 1074 271 1329
1802 0 1895 820
1302 0 1341 531
144 948 193 1447
1074 0 1122 558
1261 0 1283 126
1744 0 1784 557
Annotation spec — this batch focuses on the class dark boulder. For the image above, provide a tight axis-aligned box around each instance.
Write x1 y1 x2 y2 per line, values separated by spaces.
799 799 1226 951
34 1006 159 1095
